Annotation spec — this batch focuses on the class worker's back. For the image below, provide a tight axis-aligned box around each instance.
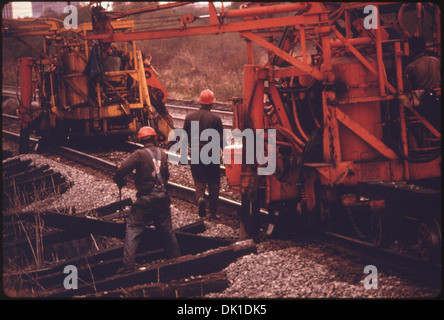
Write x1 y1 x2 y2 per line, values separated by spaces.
406 54 441 91
183 108 224 152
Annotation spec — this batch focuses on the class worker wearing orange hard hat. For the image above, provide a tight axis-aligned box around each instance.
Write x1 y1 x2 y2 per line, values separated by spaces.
198 89 216 105
183 89 224 220
113 126 181 273
399 36 441 133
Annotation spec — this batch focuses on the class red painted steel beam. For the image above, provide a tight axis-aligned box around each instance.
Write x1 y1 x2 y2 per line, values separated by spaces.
109 2 191 19
19 57 33 154
240 31 325 81
334 107 398 160
333 28 397 95
224 2 309 18
85 15 324 42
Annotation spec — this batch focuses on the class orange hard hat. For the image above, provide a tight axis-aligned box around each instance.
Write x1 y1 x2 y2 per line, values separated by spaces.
198 89 216 105
138 126 157 140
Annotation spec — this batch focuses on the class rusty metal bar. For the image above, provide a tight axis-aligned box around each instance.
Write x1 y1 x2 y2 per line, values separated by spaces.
299 24 308 64
86 15 326 42
225 2 308 18
319 26 333 79
334 107 398 160
344 9 352 38
322 91 341 163
14 37 59 66
246 39 254 64
394 42 404 94
375 6 386 97
291 93 309 142
109 2 191 19
337 95 395 105
241 31 325 81
268 81 293 130
394 41 410 180
333 28 397 95
410 109 441 139
273 66 306 79
329 37 372 48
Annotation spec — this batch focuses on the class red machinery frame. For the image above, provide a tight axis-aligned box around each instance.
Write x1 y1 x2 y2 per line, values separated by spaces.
4 2 441 246
65 2 444 219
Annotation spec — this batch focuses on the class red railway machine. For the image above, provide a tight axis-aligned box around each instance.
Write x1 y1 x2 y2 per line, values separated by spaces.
6 2 439 261
226 2 441 262
85 2 440 262
2 3 177 151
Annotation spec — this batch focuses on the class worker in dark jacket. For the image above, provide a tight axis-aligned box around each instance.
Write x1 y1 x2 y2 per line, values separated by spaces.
113 126 181 273
401 36 441 131
183 89 224 220
405 36 441 91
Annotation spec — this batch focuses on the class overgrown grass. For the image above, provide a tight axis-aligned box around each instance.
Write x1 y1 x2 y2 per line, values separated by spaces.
138 33 268 102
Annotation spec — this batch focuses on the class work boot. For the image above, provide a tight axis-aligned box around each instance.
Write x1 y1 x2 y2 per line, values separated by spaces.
198 197 206 218
208 212 220 221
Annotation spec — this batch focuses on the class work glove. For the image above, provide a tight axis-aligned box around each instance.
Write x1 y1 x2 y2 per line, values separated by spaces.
113 174 126 189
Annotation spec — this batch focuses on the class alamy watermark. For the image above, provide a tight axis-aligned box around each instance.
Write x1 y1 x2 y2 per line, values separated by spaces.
363 265 378 289
63 5 78 29
363 5 378 30
168 121 276 175
63 265 78 289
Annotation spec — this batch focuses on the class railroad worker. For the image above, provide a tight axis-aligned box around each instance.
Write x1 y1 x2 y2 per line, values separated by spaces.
183 89 224 220
103 43 122 72
399 36 441 132
113 126 181 273
405 36 441 91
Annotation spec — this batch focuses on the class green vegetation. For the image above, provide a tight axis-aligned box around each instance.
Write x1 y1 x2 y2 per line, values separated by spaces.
2 2 268 102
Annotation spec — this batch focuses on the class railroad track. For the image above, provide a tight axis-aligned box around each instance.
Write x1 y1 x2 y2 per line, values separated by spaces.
170 113 233 130
2 84 19 97
2 130 256 298
3 96 441 294
3 199 255 297
2 84 234 129
3 128 441 287
1 129 237 214
2 84 40 107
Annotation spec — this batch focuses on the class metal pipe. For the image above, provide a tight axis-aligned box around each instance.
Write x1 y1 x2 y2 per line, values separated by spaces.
375 6 386 97
224 3 308 18
19 57 34 154
394 42 404 94
299 25 308 64
291 93 309 142
415 2 422 36
329 37 372 48
110 2 191 19
395 41 410 179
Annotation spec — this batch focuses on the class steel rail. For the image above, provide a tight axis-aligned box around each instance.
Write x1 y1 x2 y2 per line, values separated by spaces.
2 128 241 215
1 113 229 172
53 143 241 216
166 103 233 116
170 114 232 130
3 84 232 113
298 227 442 287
